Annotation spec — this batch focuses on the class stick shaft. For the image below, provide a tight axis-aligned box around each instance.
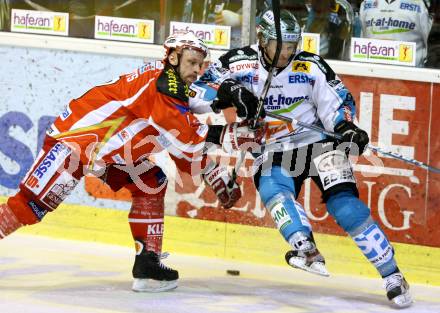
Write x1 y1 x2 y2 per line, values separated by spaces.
265 112 440 174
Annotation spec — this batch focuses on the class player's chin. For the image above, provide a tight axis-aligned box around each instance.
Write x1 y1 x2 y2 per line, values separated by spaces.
184 75 197 85
277 59 290 68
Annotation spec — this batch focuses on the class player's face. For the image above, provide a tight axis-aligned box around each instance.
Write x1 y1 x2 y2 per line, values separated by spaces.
265 40 298 67
178 49 205 85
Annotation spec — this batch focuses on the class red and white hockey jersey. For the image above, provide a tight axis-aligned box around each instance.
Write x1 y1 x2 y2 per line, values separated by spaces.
48 62 209 175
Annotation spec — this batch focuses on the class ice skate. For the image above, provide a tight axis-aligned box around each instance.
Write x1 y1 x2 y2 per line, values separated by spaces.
383 272 413 308
285 232 329 277
132 247 178 292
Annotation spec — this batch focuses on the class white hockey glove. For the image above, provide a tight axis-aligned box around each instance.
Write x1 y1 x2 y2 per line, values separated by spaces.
203 164 241 209
220 120 265 154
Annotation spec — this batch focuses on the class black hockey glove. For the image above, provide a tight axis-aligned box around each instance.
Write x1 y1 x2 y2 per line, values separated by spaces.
213 79 265 119
334 120 369 155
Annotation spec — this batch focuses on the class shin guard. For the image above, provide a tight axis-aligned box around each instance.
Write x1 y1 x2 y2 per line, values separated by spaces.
127 166 167 255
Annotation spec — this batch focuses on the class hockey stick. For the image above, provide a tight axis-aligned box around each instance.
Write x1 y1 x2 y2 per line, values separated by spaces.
230 1 283 183
251 1 283 130
265 111 440 174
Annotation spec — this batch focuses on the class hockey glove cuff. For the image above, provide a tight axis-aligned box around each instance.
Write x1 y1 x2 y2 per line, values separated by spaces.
220 120 265 153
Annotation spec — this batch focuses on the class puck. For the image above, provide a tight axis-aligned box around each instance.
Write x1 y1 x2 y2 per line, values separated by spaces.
226 269 240 276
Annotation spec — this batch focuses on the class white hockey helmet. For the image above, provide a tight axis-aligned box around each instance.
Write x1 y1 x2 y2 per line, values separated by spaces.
163 32 209 60
257 9 301 46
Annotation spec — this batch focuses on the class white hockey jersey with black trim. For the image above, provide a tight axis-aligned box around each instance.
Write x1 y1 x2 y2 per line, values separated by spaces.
189 44 356 152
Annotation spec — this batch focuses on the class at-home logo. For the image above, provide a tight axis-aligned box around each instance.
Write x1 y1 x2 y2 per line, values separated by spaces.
264 95 309 106
365 17 416 33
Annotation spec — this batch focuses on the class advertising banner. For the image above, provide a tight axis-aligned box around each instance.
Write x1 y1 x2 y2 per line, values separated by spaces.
94 16 155 43
169 21 231 50
0 45 439 247
11 9 69 36
350 37 416 66
0 45 144 211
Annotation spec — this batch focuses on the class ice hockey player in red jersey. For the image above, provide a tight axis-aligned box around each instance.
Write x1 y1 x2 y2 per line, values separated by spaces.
0 32 264 292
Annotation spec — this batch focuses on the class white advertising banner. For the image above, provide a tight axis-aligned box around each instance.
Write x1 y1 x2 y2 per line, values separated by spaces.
350 37 416 67
94 15 155 43
0 45 145 210
169 21 231 50
11 9 69 36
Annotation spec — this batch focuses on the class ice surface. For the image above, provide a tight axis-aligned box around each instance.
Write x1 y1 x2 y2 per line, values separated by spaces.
0 234 439 313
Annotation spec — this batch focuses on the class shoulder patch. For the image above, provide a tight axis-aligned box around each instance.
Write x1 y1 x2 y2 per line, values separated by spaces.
292 61 311 73
188 88 197 98
296 51 336 81
219 45 258 67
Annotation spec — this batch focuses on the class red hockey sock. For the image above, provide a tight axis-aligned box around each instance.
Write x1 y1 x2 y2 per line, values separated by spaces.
128 194 165 255
0 203 24 239
7 192 40 226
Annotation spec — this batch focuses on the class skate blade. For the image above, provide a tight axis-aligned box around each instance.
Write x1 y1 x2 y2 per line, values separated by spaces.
288 257 330 277
132 279 178 292
390 292 413 308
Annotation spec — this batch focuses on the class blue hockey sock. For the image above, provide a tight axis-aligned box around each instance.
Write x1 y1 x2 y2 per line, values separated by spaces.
326 191 370 232
349 217 398 277
327 191 397 277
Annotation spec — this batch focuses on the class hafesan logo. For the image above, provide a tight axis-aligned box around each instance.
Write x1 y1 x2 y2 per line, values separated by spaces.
94 16 154 43
350 37 416 66
214 28 228 46
399 44 413 63
301 33 320 55
53 16 66 32
137 22 151 39
11 9 69 36
304 36 316 53
170 21 231 50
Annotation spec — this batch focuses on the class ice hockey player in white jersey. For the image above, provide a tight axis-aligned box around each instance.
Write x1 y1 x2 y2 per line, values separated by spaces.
360 0 433 67
189 8 413 308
